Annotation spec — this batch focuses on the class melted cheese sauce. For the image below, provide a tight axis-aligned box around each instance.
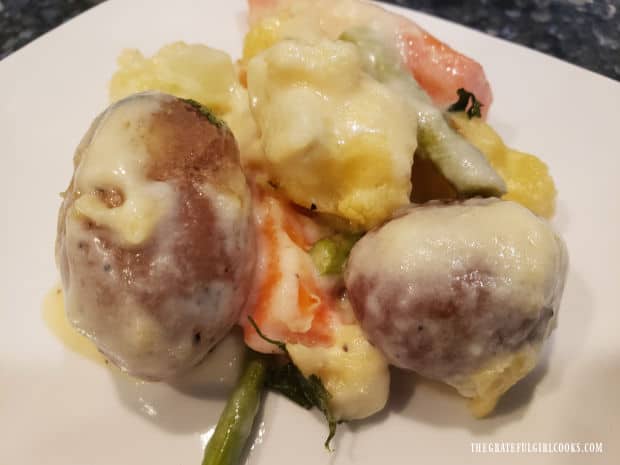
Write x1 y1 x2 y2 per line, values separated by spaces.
60 213 170 375
72 92 176 246
354 199 567 323
43 285 245 388
346 198 567 415
464 345 539 418
249 0 404 44
246 37 416 228
288 323 390 421
42 285 107 365
58 92 255 380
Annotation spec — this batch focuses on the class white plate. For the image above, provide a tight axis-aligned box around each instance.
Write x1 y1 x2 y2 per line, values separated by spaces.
1 1 618 464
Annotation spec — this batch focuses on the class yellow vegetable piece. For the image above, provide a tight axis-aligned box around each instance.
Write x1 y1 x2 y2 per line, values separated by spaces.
501 149 558 219
451 113 557 218
242 8 327 63
243 17 283 62
287 324 390 421
109 42 238 114
450 345 539 418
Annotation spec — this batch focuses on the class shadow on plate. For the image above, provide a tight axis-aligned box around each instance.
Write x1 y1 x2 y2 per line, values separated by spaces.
108 328 246 434
342 342 546 439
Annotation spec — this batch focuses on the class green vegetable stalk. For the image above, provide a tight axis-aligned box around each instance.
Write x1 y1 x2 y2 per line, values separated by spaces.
201 352 268 465
249 317 338 450
201 319 340 465
181 98 226 129
340 28 506 197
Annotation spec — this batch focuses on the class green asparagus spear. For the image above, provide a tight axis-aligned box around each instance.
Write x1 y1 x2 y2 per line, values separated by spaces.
340 28 506 197
248 317 339 450
201 352 268 465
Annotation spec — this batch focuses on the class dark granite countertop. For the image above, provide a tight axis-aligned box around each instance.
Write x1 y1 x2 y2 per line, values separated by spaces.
1 0 619 81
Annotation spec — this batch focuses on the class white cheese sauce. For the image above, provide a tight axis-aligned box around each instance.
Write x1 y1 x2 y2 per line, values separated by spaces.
57 92 255 380
345 198 568 389
72 91 177 246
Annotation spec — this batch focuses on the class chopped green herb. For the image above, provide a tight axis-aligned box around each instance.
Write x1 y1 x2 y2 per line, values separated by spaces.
304 374 338 449
248 316 287 353
181 98 226 128
266 362 315 409
447 88 483 119
248 316 338 449
341 27 504 196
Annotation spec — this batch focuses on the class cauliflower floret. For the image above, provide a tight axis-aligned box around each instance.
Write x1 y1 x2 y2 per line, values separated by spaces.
247 38 417 229
287 324 390 421
451 113 557 218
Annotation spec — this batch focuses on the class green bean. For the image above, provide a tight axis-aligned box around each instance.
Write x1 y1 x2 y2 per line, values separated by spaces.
309 233 361 275
201 352 267 465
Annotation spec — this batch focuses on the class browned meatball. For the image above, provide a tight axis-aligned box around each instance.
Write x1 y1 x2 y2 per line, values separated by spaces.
344 199 567 387
56 92 256 380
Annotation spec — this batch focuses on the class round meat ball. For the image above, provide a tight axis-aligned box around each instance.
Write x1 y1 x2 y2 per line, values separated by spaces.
344 198 567 385
56 92 256 380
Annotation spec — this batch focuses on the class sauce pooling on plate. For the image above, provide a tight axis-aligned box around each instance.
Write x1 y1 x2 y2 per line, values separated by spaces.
42 285 107 365
43 285 247 391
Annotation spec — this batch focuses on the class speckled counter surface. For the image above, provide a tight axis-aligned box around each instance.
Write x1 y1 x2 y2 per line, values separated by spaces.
1 0 619 81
